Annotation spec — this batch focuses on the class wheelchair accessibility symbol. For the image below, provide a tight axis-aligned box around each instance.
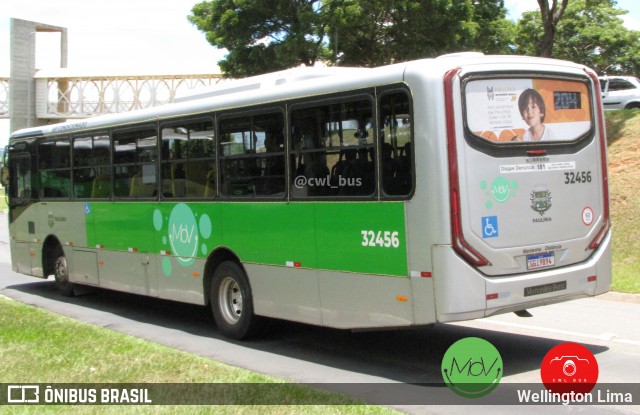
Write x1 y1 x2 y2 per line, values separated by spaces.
482 216 499 239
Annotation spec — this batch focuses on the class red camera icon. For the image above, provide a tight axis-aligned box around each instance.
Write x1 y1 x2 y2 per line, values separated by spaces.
541 343 599 395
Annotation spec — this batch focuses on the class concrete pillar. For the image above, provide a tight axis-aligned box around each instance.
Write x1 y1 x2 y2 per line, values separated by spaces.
9 18 67 133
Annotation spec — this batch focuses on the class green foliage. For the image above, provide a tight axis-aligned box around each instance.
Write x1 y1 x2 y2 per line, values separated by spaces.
188 0 640 77
515 0 640 74
188 0 332 77
605 110 640 293
188 0 514 76
469 0 518 55
328 0 514 67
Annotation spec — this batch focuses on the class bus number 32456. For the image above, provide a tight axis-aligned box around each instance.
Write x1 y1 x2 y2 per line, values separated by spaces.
361 230 400 248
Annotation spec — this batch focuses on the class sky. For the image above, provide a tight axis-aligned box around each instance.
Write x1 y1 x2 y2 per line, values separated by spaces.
506 0 640 29
2 0 640 143
1 0 226 75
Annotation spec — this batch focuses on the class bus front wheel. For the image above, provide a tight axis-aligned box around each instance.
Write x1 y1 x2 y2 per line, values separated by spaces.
210 261 262 340
53 250 74 297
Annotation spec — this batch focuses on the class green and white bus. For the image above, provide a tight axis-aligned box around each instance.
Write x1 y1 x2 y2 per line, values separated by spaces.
4 54 611 339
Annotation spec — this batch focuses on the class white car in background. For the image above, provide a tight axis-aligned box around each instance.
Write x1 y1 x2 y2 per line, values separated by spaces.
599 75 640 110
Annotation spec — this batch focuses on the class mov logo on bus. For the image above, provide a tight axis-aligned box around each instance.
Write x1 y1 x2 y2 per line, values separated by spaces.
441 337 503 398
153 204 213 276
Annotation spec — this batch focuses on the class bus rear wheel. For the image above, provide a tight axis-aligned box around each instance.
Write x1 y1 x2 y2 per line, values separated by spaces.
53 250 74 297
210 261 263 340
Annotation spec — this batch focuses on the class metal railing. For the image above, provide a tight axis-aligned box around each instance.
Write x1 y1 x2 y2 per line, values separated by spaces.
0 73 225 120
36 73 224 119
0 78 8 119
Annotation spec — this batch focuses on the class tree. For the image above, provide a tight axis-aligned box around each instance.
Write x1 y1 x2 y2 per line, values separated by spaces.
536 0 570 57
328 0 514 67
189 0 514 76
516 0 640 74
468 0 517 55
188 0 335 77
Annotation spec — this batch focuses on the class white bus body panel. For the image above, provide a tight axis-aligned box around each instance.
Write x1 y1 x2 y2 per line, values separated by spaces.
432 233 611 322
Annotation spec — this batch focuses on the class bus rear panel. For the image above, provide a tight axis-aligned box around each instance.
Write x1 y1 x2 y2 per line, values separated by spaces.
429 59 610 322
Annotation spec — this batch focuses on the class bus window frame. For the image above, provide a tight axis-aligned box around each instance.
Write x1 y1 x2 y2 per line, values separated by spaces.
288 91 378 201
460 72 596 158
217 105 287 200
7 139 38 202
159 115 216 200
111 124 159 200
7 151 33 206
377 85 415 200
37 135 72 200
72 132 112 200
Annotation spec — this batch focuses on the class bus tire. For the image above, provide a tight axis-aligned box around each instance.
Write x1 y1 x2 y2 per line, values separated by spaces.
53 249 74 297
210 261 264 340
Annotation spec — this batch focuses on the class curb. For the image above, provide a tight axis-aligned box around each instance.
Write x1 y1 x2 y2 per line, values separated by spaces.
597 291 640 304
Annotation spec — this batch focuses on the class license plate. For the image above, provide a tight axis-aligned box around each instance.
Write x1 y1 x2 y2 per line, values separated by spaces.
527 252 555 270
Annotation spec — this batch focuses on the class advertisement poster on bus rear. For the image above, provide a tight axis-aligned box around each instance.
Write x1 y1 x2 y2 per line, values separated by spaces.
465 78 592 143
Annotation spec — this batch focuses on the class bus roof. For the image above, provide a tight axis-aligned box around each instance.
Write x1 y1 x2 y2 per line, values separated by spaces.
10 53 590 140
173 66 366 103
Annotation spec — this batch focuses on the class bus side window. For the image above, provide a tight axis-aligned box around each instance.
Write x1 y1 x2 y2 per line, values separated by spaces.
259 123 285 196
8 153 32 202
380 91 413 197
113 127 157 199
290 98 374 198
291 113 330 197
73 134 111 199
160 120 215 199
38 136 71 199
219 112 285 198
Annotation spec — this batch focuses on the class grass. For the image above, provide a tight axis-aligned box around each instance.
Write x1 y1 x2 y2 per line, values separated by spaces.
0 187 6 210
605 110 640 293
0 295 400 414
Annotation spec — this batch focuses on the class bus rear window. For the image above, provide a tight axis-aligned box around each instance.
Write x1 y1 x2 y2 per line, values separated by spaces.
464 78 592 143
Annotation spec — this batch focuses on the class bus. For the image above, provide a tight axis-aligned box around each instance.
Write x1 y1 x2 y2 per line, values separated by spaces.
4 53 611 340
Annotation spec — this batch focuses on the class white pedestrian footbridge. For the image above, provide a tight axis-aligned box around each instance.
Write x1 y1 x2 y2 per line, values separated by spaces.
0 70 224 120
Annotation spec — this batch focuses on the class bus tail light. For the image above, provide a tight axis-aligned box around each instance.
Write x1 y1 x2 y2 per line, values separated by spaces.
527 149 547 156
445 68 490 267
585 70 611 251
588 219 610 250
451 189 490 266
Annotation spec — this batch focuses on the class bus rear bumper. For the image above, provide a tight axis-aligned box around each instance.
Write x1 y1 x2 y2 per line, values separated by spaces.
432 232 612 323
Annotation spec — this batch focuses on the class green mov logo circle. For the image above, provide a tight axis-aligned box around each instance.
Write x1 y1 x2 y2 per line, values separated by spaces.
153 204 213 277
441 337 503 398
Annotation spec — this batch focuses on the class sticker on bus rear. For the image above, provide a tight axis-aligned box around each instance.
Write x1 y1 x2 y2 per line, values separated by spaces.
582 207 594 226
481 216 499 238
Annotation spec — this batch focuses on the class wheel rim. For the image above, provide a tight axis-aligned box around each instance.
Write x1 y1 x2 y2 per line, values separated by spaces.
218 276 243 325
55 257 68 284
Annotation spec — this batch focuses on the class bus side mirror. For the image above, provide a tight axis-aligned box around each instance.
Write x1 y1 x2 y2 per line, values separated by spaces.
1 166 9 188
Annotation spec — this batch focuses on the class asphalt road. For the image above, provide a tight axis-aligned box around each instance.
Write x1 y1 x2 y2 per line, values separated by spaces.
0 209 638 414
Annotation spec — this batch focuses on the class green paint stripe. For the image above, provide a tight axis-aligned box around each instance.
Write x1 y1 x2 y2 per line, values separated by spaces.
86 201 408 276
